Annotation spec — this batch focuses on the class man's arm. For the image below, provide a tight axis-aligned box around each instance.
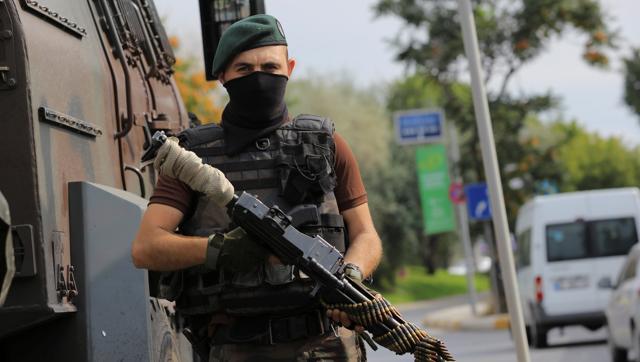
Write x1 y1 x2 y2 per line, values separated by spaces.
327 201 381 330
131 203 207 271
342 202 382 278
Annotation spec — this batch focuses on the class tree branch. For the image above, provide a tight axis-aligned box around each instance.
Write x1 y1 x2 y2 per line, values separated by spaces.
497 60 519 100
484 56 496 84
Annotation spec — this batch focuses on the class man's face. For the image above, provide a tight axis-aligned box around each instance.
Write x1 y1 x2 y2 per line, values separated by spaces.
219 45 295 84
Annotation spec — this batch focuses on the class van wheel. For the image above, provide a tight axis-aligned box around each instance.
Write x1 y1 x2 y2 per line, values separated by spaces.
525 326 532 346
609 342 628 362
530 322 547 348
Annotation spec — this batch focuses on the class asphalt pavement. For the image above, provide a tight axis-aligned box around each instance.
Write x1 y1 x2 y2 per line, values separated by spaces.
365 295 609 362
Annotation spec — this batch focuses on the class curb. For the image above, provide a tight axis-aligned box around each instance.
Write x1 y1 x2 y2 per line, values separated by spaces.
423 313 510 331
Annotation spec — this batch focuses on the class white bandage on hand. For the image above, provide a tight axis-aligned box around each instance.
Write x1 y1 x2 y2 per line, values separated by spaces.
153 137 235 207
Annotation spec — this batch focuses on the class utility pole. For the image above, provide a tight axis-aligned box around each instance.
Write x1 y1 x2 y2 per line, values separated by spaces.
456 1 531 361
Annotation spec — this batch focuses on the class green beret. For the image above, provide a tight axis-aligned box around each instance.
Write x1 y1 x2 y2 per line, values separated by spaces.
212 14 287 79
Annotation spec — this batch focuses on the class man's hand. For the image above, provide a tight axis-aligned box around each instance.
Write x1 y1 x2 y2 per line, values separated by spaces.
326 308 365 333
215 227 268 272
325 264 367 333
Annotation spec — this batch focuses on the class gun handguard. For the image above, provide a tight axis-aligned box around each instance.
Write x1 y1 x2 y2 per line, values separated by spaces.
147 132 454 362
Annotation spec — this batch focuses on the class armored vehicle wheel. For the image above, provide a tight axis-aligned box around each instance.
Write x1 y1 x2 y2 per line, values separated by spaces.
0 191 14 307
150 298 192 362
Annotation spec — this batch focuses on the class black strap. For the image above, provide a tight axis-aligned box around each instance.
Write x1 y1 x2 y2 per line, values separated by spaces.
216 159 277 173
320 213 344 228
193 147 227 157
230 178 279 190
213 310 331 345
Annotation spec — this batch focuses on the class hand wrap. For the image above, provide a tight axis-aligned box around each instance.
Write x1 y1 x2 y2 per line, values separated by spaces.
154 136 235 207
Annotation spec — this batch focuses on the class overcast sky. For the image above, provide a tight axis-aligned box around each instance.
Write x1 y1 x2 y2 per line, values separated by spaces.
155 0 640 145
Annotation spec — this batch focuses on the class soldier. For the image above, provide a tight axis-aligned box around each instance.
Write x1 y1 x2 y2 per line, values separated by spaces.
132 14 382 361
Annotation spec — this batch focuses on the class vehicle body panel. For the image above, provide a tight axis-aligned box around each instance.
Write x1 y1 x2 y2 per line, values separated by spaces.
0 0 188 360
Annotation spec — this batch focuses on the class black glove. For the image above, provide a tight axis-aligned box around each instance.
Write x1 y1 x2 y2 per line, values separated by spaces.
205 227 268 273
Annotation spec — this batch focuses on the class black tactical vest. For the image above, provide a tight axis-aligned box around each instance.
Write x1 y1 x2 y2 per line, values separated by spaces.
159 115 347 317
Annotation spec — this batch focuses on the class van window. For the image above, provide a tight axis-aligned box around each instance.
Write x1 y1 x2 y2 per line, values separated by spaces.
546 217 638 262
590 218 637 257
546 222 588 262
516 229 532 268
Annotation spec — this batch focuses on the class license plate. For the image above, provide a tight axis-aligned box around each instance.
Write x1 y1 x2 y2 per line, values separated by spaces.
553 275 589 290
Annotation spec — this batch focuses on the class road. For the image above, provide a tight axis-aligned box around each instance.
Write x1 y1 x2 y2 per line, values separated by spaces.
366 295 609 362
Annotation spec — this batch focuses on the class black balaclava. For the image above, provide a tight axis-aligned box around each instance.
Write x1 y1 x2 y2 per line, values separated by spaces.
222 72 289 155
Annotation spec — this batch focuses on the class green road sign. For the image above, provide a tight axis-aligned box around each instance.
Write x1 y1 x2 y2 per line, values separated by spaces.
416 144 455 235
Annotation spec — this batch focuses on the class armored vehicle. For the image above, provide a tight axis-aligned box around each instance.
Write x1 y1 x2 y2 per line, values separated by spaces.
0 0 262 360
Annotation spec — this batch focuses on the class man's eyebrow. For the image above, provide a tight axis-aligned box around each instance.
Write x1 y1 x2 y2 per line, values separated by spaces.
232 62 253 68
261 61 280 67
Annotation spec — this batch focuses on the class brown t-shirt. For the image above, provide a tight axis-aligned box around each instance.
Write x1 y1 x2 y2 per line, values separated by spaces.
148 132 367 217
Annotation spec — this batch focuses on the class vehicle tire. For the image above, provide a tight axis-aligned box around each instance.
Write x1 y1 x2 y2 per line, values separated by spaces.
606 325 628 362
530 322 547 348
633 328 640 362
150 298 192 362
525 325 532 346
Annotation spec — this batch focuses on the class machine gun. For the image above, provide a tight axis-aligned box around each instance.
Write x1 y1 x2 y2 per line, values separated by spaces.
147 131 455 362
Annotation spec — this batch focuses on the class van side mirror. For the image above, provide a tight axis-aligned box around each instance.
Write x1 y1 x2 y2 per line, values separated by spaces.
597 277 615 289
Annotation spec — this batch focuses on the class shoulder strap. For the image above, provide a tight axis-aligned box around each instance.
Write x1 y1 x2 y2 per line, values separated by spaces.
177 123 225 149
288 114 335 135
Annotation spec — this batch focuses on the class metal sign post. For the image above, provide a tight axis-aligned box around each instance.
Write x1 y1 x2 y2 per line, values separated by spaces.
456 1 531 361
448 125 478 316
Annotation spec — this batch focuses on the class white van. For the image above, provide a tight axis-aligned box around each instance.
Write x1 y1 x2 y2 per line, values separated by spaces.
515 188 640 348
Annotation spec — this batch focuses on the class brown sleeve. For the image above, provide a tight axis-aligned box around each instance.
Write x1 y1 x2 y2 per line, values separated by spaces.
148 175 196 216
333 132 368 212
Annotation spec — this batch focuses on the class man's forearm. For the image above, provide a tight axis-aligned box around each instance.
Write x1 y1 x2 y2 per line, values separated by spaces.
343 231 382 278
132 228 207 271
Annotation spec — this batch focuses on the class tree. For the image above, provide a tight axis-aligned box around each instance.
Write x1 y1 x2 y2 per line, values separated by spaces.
554 122 640 191
170 36 223 124
375 0 617 305
374 0 615 94
623 48 640 121
375 0 616 222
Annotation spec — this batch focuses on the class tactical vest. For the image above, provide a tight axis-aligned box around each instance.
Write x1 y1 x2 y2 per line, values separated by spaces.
159 115 347 317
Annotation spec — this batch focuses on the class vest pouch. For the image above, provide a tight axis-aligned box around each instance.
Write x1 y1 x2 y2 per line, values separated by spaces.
229 266 264 288
175 267 224 315
158 270 184 301
280 168 332 204
264 262 295 285
220 280 318 316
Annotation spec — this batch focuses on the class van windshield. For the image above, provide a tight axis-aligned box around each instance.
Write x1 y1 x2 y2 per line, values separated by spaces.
546 218 638 262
